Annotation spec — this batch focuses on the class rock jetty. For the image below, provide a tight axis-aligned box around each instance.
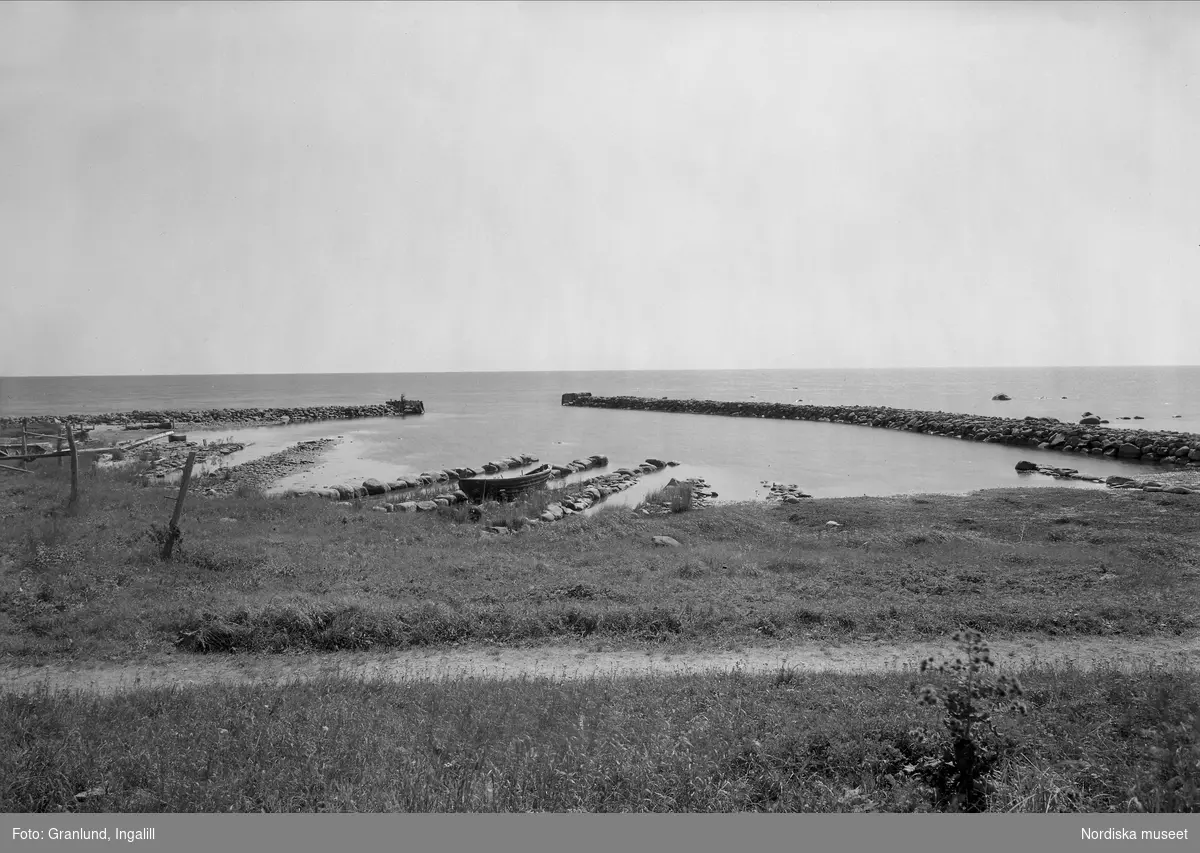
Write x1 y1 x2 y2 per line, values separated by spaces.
288 451 543 501
561 393 1200 467
1015 461 1198 494
0 400 424 431
764 482 812 503
202 439 339 497
484 458 683 532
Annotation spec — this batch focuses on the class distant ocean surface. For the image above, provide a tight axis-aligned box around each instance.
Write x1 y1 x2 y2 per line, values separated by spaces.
3 368 1197 504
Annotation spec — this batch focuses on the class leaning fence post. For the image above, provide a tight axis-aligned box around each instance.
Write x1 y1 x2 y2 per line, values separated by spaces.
57 430 64 468
21 418 28 470
65 421 79 507
161 451 197 560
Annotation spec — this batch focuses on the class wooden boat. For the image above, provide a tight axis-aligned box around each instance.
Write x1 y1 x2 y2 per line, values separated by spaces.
458 464 552 502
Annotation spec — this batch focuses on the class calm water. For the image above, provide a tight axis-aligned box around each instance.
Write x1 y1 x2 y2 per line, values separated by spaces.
3 368 1197 504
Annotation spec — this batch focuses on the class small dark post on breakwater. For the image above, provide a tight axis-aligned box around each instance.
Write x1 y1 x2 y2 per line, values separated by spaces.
65 421 79 508
161 451 197 560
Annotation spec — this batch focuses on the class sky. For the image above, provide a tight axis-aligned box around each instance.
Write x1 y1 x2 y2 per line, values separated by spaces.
2 0 1198 376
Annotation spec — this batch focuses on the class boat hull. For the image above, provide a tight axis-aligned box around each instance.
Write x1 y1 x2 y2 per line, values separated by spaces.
459 465 552 502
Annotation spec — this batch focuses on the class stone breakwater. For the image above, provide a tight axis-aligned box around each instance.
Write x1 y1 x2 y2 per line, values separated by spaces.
543 459 681 518
1015 461 1199 495
298 452 543 501
483 458 685 533
561 393 1200 467
128 440 247 479
202 439 340 497
0 400 424 430
289 453 622 503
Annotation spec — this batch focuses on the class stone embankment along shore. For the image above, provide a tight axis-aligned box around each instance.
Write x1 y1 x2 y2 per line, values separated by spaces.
292 452 635 502
484 459 685 534
561 393 1200 466
305 455 686 526
0 400 424 430
1017 461 1200 495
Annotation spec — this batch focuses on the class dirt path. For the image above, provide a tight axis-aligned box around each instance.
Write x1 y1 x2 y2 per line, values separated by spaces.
2 635 1198 696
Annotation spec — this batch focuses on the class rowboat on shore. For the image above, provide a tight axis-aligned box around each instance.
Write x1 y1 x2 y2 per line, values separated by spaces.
458 464 553 503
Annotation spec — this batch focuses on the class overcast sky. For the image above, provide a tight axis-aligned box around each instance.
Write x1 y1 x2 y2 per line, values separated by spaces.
3 1 1198 376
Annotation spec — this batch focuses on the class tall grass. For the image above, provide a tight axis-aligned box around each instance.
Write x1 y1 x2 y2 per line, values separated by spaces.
2 662 1195 813
637 482 694 513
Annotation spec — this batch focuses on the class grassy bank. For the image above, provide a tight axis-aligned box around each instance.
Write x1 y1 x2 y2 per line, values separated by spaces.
2 461 1198 660
3 661 1196 813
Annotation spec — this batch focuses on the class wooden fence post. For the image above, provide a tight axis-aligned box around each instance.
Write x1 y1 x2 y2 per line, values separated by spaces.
161 451 197 560
65 421 79 507
57 427 64 468
20 418 28 471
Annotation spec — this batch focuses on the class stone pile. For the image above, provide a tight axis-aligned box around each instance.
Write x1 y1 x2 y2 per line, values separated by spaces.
133 441 246 479
294 452 541 500
295 450 621 504
1015 460 1198 494
479 459 683 533
200 439 339 497
549 455 610 478
1102 476 1196 495
537 468 648 520
373 490 471 513
562 393 1200 467
763 481 813 503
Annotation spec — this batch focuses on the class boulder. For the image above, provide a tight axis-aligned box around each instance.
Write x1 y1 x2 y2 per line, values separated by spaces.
1080 416 1101 425
1117 443 1142 458
1015 460 1038 471
991 394 1011 401
652 536 681 547
362 478 389 495
416 501 439 512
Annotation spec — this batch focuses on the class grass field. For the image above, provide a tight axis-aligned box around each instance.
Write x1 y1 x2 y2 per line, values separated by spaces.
2 458 1198 813
2 461 1197 660
3 662 1196 813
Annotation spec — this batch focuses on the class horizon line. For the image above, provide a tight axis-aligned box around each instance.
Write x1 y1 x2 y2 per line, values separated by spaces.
3 364 1200 380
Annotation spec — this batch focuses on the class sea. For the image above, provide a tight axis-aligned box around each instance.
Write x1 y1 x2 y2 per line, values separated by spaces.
2 367 1198 506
